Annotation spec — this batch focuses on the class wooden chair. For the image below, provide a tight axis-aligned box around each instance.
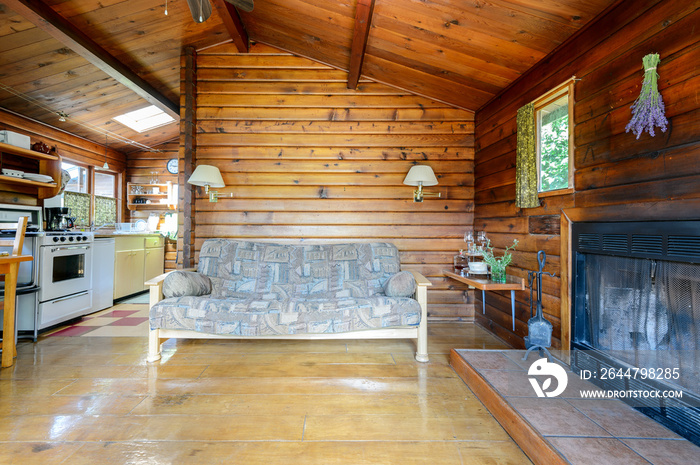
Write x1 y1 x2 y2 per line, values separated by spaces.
0 216 29 366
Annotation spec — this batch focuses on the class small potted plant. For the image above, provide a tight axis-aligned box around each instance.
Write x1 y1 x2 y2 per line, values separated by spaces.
482 239 518 283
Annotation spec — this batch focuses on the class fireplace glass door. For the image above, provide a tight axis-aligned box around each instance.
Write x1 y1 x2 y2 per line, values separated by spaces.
579 254 699 396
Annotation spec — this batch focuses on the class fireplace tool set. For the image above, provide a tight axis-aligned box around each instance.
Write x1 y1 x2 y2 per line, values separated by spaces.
522 250 556 361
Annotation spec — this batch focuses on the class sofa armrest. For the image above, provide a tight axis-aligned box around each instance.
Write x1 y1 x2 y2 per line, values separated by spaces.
406 270 432 288
406 270 431 362
406 270 431 310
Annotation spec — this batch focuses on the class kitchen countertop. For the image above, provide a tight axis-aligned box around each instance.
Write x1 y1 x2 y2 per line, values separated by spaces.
92 231 163 238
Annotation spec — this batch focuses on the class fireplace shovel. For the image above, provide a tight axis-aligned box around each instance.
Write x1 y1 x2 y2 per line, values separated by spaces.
522 251 555 361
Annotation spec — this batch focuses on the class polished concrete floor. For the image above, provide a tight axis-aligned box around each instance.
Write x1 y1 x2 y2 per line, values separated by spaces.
0 314 531 464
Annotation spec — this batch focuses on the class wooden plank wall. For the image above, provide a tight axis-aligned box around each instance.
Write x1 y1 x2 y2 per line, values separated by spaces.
185 42 476 319
0 108 126 206
127 142 179 271
474 0 700 348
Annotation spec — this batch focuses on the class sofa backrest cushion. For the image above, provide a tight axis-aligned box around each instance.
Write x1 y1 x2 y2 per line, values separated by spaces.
197 240 402 299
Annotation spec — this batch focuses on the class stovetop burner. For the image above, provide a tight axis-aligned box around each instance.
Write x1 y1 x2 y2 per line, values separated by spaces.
40 230 94 245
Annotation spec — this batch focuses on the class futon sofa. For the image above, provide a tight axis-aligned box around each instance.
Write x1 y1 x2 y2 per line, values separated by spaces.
146 239 431 362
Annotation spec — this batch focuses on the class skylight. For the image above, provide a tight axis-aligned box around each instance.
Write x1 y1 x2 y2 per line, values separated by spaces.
113 105 175 133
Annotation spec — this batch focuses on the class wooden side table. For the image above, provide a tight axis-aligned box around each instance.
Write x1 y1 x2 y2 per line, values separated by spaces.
444 270 526 331
1 254 33 368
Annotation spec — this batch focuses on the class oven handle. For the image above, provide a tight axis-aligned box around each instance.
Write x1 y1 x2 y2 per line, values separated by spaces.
50 291 89 304
49 245 91 252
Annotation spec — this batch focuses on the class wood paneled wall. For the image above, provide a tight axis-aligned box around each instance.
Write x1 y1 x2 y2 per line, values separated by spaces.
0 108 125 206
183 43 476 319
474 0 700 348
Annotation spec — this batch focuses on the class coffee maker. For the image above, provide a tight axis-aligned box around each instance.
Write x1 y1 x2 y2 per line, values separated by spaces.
45 207 75 231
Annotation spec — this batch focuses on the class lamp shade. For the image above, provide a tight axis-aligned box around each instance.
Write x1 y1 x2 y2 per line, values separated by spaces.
187 165 225 188
403 165 438 186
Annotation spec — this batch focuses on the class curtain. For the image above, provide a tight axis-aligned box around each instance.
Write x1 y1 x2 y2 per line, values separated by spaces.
515 102 540 208
63 191 90 227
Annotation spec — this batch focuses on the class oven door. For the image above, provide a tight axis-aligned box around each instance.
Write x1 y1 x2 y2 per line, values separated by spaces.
38 243 92 302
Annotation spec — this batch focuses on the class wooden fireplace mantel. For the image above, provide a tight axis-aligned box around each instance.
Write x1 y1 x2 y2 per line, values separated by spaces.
559 198 700 363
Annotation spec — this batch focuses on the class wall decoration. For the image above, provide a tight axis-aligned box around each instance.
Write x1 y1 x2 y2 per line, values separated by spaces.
625 53 668 139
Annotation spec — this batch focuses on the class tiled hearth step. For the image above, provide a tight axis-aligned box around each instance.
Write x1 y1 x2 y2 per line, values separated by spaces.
450 349 700 465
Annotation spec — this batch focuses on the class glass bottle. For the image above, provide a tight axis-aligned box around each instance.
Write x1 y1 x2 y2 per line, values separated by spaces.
454 249 469 276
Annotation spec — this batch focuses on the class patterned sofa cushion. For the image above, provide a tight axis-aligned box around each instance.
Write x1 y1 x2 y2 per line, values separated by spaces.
150 294 421 336
151 240 420 337
197 240 402 299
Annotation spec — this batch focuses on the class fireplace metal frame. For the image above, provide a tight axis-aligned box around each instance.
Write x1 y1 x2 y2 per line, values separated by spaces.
570 220 700 445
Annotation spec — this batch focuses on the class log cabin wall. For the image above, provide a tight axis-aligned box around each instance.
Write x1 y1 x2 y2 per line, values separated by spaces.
0 108 126 206
126 141 179 271
185 42 476 319
474 0 700 348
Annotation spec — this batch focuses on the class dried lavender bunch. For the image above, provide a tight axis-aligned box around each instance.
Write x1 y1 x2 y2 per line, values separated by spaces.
625 53 668 139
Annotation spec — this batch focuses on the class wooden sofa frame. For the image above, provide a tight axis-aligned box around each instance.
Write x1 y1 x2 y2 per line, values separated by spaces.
146 269 431 363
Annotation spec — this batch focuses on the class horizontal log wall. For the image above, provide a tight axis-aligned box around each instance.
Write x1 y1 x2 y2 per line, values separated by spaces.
127 141 179 271
187 43 476 319
474 0 700 348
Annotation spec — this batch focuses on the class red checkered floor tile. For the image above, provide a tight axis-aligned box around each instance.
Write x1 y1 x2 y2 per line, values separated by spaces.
45 304 149 337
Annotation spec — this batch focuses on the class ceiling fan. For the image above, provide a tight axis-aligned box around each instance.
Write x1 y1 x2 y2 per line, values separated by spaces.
185 0 254 23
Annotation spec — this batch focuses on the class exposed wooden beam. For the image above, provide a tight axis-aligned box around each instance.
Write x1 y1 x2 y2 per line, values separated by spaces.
4 0 179 119
212 0 249 53
347 0 375 89
181 46 197 269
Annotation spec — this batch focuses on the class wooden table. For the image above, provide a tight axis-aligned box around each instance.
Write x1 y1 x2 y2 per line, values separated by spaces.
443 270 526 331
1 254 33 368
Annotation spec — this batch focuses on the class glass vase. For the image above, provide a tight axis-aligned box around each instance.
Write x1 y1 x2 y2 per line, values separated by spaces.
490 264 507 283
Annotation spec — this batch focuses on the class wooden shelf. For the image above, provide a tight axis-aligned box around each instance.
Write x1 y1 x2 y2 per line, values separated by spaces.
126 182 175 211
443 270 525 291
0 174 57 188
127 203 173 209
0 142 61 199
0 141 59 161
444 270 525 331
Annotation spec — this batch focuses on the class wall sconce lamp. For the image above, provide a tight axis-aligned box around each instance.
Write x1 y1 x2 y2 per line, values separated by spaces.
403 165 440 202
187 165 225 202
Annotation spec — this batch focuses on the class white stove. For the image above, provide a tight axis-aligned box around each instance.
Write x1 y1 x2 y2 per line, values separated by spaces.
0 204 97 337
38 230 94 329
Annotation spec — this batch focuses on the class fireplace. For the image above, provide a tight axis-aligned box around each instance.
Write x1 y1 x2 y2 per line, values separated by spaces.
570 220 700 445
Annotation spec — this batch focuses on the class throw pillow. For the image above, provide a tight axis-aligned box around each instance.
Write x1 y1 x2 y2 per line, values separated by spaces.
383 271 416 297
162 271 212 298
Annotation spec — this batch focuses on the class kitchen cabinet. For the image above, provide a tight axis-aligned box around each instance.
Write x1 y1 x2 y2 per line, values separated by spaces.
0 142 61 199
113 235 164 299
144 236 165 282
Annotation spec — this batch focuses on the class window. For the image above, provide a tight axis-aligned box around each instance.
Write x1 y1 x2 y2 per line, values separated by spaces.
94 172 116 197
60 161 118 227
535 80 574 194
62 162 88 193
113 105 175 133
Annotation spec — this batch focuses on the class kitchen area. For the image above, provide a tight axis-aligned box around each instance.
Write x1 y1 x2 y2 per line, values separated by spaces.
0 202 166 341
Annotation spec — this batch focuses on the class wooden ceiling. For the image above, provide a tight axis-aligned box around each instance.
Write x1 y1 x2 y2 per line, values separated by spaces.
0 0 617 154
